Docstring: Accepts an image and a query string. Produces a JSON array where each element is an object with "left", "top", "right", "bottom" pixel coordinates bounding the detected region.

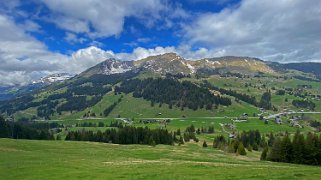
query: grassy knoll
[{"left": 1, "top": 138, "right": 321, "bottom": 179}]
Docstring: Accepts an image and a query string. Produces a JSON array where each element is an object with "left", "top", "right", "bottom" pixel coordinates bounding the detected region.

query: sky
[{"left": 0, "top": 0, "right": 321, "bottom": 86}]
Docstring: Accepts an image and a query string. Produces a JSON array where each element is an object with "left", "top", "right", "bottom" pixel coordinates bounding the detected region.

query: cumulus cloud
[
  {"left": 184, "top": 0, "right": 321, "bottom": 62},
  {"left": 2, "top": 0, "right": 321, "bottom": 86},
  {"left": 40, "top": 0, "right": 166, "bottom": 38},
  {"left": 0, "top": 12, "right": 180, "bottom": 86},
  {"left": 0, "top": 14, "right": 68, "bottom": 85},
  {"left": 64, "top": 32, "right": 87, "bottom": 44},
  {"left": 71, "top": 45, "right": 227, "bottom": 62},
  {"left": 0, "top": 14, "right": 168, "bottom": 86}
]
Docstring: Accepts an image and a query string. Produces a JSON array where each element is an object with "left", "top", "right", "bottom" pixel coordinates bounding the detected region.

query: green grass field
[{"left": 1, "top": 138, "right": 321, "bottom": 179}]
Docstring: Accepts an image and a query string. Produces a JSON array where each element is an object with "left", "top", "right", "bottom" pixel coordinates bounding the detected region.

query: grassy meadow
[{"left": 1, "top": 138, "right": 321, "bottom": 180}]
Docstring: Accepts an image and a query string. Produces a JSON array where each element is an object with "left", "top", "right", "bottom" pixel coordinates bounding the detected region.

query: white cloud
[
  {"left": 19, "top": 20, "right": 42, "bottom": 33},
  {"left": 115, "top": 46, "right": 176, "bottom": 60},
  {"left": 0, "top": 11, "right": 253, "bottom": 87},
  {"left": 64, "top": 32, "right": 87, "bottom": 44},
  {"left": 0, "top": 14, "right": 66, "bottom": 71},
  {"left": 40, "top": 0, "right": 166, "bottom": 38},
  {"left": 184, "top": 0, "right": 321, "bottom": 62},
  {"left": 0, "top": 13, "right": 180, "bottom": 86},
  {"left": 71, "top": 45, "right": 227, "bottom": 62},
  {"left": 2, "top": 0, "right": 321, "bottom": 86}
]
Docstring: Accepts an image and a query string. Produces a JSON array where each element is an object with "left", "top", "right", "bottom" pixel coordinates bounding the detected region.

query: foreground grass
[{"left": 1, "top": 139, "right": 321, "bottom": 179}]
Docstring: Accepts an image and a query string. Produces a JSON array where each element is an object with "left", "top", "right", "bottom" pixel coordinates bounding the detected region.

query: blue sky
[
  {"left": 0, "top": 0, "right": 321, "bottom": 85},
  {"left": 14, "top": 0, "right": 240, "bottom": 54}
]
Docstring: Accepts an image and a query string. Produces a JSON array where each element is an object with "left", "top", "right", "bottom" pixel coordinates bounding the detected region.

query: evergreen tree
[
  {"left": 149, "top": 136, "right": 156, "bottom": 147},
  {"left": 259, "top": 91, "right": 272, "bottom": 110},
  {"left": 179, "top": 136, "right": 184, "bottom": 145},
  {"left": 267, "top": 137, "right": 282, "bottom": 162},
  {"left": 237, "top": 142, "right": 247, "bottom": 156},
  {"left": 203, "top": 141, "right": 208, "bottom": 148},
  {"left": 260, "top": 147, "right": 268, "bottom": 160},
  {"left": 292, "top": 131, "right": 305, "bottom": 164},
  {"left": 280, "top": 133, "right": 293, "bottom": 163}
]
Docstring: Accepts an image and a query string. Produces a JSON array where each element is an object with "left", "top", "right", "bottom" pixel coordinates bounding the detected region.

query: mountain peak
[{"left": 141, "top": 52, "right": 182, "bottom": 61}]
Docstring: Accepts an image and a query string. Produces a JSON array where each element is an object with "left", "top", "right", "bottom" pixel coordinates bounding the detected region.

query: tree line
[
  {"left": 0, "top": 116, "right": 54, "bottom": 140},
  {"left": 203, "top": 81, "right": 257, "bottom": 106},
  {"left": 292, "top": 99, "right": 316, "bottom": 110},
  {"left": 65, "top": 126, "right": 174, "bottom": 146},
  {"left": 263, "top": 131, "right": 321, "bottom": 165},
  {"left": 115, "top": 77, "right": 232, "bottom": 111},
  {"left": 103, "top": 96, "right": 123, "bottom": 117},
  {"left": 212, "top": 130, "right": 267, "bottom": 156},
  {"left": 204, "top": 81, "right": 275, "bottom": 110}
]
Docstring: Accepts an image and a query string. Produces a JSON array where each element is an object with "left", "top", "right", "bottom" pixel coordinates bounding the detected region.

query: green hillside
[{"left": 1, "top": 138, "right": 321, "bottom": 180}]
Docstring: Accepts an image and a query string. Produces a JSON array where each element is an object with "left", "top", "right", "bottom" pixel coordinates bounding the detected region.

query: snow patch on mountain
[
  {"left": 32, "top": 73, "right": 74, "bottom": 84},
  {"left": 102, "top": 61, "right": 132, "bottom": 75},
  {"left": 186, "top": 63, "right": 195, "bottom": 73}
]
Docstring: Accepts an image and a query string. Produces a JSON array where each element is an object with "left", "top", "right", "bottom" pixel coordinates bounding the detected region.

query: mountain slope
[
  {"left": 282, "top": 62, "right": 321, "bottom": 78},
  {"left": 78, "top": 53, "right": 275, "bottom": 78},
  {"left": 1, "top": 53, "right": 321, "bottom": 121}
]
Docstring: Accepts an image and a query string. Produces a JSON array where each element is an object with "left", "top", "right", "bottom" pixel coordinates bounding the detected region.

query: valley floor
[{"left": 1, "top": 138, "right": 320, "bottom": 179}]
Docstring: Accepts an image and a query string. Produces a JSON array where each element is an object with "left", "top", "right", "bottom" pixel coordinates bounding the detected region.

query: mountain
[
  {"left": 79, "top": 59, "right": 133, "bottom": 77},
  {"left": 192, "top": 56, "right": 274, "bottom": 75},
  {"left": 79, "top": 53, "right": 274, "bottom": 78},
  {"left": 0, "top": 73, "right": 74, "bottom": 101},
  {"left": 1, "top": 52, "right": 321, "bottom": 121},
  {"left": 0, "top": 83, "right": 46, "bottom": 101},
  {"left": 134, "top": 53, "right": 194, "bottom": 74},
  {"left": 32, "top": 73, "right": 74, "bottom": 84},
  {"left": 281, "top": 62, "right": 321, "bottom": 78}
]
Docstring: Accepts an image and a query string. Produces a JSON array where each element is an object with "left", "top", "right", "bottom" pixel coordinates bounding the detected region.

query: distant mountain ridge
[{"left": 79, "top": 53, "right": 275, "bottom": 78}]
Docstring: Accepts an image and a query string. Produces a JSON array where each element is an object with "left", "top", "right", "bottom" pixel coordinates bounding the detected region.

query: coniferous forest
[
  {"left": 264, "top": 131, "right": 321, "bottom": 166},
  {"left": 65, "top": 126, "right": 174, "bottom": 145},
  {"left": 115, "top": 77, "right": 232, "bottom": 110},
  {"left": 0, "top": 116, "right": 54, "bottom": 140}
]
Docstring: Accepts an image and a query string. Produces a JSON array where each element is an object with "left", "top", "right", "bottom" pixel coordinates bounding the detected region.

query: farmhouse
[{"left": 275, "top": 116, "right": 282, "bottom": 124}]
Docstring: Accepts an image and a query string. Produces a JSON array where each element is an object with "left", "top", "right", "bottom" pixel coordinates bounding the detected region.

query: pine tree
[
  {"left": 268, "top": 132, "right": 275, "bottom": 147},
  {"left": 179, "top": 136, "right": 184, "bottom": 145},
  {"left": 280, "top": 133, "right": 293, "bottom": 163},
  {"left": 304, "top": 132, "right": 317, "bottom": 165},
  {"left": 260, "top": 147, "right": 268, "bottom": 160},
  {"left": 203, "top": 141, "right": 208, "bottom": 148},
  {"left": 177, "top": 129, "right": 181, "bottom": 136},
  {"left": 237, "top": 142, "right": 247, "bottom": 156},
  {"left": 292, "top": 131, "right": 305, "bottom": 164},
  {"left": 267, "top": 137, "right": 282, "bottom": 162}
]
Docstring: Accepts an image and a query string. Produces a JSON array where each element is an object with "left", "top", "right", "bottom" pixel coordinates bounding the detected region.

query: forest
[
  {"left": 0, "top": 116, "right": 54, "bottom": 140},
  {"left": 115, "top": 77, "right": 232, "bottom": 110},
  {"left": 264, "top": 131, "right": 321, "bottom": 166},
  {"left": 65, "top": 126, "right": 174, "bottom": 146}
]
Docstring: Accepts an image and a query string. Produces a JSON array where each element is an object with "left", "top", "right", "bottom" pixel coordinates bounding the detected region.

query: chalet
[
  {"left": 238, "top": 113, "right": 249, "bottom": 120},
  {"left": 275, "top": 116, "right": 282, "bottom": 124},
  {"left": 229, "top": 133, "right": 236, "bottom": 138}
]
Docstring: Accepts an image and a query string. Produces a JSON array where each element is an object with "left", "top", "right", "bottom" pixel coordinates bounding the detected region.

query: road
[{"left": 263, "top": 111, "right": 321, "bottom": 120}]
